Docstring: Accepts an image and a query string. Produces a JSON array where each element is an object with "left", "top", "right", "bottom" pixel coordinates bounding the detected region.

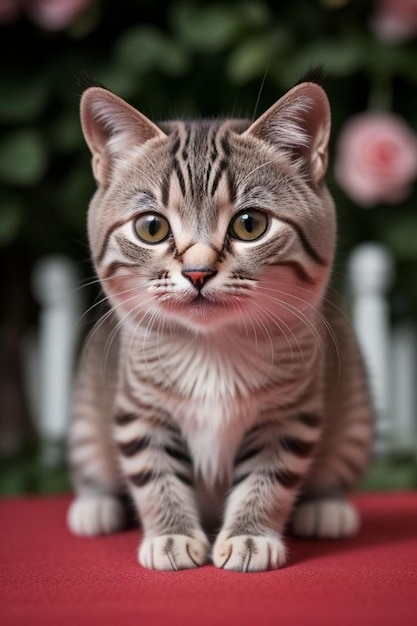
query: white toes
[
  {"left": 212, "top": 532, "right": 287, "bottom": 572},
  {"left": 67, "top": 495, "right": 126, "bottom": 537},
  {"left": 292, "top": 499, "right": 360, "bottom": 539},
  {"left": 139, "top": 532, "right": 210, "bottom": 570}
]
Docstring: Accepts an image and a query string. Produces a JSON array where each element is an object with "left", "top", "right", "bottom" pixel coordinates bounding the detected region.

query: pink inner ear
[
  {"left": 80, "top": 87, "right": 167, "bottom": 187},
  {"left": 243, "top": 82, "right": 331, "bottom": 183},
  {"left": 80, "top": 87, "right": 166, "bottom": 156}
]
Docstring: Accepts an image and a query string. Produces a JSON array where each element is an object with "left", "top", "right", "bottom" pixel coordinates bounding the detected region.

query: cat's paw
[
  {"left": 67, "top": 495, "right": 126, "bottom": 536},
  {"left": 212, "top": 532, "right": 286, "bottom": 572},
  {"left": 139, "top": 532, "right": 210, "bottom": 570},
  {"left": 292, "top": 498, "right": 360, "bottom": 538}
]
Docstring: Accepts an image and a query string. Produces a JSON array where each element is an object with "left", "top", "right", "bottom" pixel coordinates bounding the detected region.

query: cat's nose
[{"left": 182, "top": 267, "right": 217, "bottom": 289}]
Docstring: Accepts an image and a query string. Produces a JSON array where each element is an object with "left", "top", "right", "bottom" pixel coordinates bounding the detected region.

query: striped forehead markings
[{"left": 168, "top": 123, "right": 233, "bottom": 202}]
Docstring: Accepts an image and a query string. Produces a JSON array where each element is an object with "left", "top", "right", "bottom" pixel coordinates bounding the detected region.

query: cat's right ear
[{"left": 80, "top": 87, "right": 166, "bottom": 187}]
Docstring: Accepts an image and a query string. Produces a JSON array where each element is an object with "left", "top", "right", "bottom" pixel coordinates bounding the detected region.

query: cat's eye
[
  {"left": 229, "top": 209, "right": 268, "bottom": 242},
  {"left": 133, "top": 213, "right": 171, "bottom": 244}
]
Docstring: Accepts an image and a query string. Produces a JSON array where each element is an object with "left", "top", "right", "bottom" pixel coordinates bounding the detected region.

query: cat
[{"left": 67, "top": 78, "right": 374, "bottom": 571}]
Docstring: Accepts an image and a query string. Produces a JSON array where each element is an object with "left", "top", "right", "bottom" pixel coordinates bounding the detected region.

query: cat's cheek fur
[
  {"left": 103, "top": 275, "right": 146, "bottom": 321},
  {"left": 254, "top": 266, "right": 330, "bottom": 324}
]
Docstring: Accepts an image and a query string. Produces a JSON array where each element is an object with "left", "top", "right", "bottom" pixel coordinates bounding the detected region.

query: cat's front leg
[
  {"left": 115, "top": 409, "right": 209, "bottom": 570},
  {"left": 212, "top": 414, "right": 322, "bottom": 572}
]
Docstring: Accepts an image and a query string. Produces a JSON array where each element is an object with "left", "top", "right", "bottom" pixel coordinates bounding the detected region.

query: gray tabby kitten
[{"left": 67, "top": 80, "right": 373, "bottom": 571}]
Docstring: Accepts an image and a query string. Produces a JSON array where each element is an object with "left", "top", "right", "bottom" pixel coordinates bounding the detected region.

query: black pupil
[
  {"left": 241, "top": 214, "right": 255, "bottom": 233},
  {"left": 147, "top": 216, "right": 160, "bottom": 237}
]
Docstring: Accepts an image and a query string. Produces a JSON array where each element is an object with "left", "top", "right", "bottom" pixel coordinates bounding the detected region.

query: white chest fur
[{"left": 123, "top": 326, "right": 314, "bottom": 485}]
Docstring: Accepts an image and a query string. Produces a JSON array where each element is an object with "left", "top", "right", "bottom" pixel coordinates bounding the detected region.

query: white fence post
[
  {"left": 348, "top": 242, "right": 395, "bottom": 457},
  {"left": 31, "top": 255, "right": 83, "bottom": 466}
]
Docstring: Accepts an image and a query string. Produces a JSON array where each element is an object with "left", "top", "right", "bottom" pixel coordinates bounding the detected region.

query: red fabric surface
[{"left": 1, "top": 492, "right": 417, "bottom": 626}]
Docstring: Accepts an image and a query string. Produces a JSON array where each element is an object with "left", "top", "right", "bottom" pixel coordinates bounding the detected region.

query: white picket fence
[{"left": 25, "top": 243, "right": 417, "bottom": 466}]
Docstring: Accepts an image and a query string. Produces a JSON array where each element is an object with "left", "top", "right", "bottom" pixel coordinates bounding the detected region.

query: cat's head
[{"left": 80, "top": 82, "right": 335, "bottom": 335}]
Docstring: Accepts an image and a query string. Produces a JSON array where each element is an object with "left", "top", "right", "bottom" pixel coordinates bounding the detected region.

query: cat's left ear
[
  {"left": 80, "top": 87, "right": 167, "bottom": 187},
  {"left": 243, "top": 82, "right": 331, "bottom": 184}
]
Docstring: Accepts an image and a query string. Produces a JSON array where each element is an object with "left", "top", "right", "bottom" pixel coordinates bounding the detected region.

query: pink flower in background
[
  {"left": 27, "top": 0, "right": 92, "bottom": 31},
  {"left": 0, "top": 0, "right": 93, "bottom": 30},
  {"left": 371, "top": 0, "right": 417, "bottom": 42},
  {"left": 334, "top": 112, "right": 417, "bottom": 207}
]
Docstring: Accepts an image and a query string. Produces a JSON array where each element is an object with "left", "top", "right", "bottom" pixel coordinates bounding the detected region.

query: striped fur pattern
[{"left": 67, "top": 82, "right": 374, "bottom": 571}]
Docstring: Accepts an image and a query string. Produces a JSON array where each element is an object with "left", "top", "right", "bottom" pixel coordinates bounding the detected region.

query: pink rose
[
  {"left": 370, "top": 0, "right": 417, "bottom": 43},
  {"left": 0, "top": 0, "right": 93, "bottom": 30},
  {"left": 334, "top": 112, "right": 417, "bottom": 207},
  {"left": 27, "top": 0, "right": 92, "bottom": 30}
]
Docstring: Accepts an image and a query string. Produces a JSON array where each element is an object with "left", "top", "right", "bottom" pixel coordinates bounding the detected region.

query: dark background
[{"left": 1, "top": 0, "right": 416, "bottom": 494}]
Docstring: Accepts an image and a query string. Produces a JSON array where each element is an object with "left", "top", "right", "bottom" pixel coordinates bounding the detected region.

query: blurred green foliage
[
  {"left": 1, "top": 0, "right": 416, "bottom": 494},
  {"left": 1, "top": 0, "right": 416, "bottom": 306}
]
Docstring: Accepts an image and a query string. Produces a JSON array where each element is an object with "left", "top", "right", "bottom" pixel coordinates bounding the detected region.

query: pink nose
[{"left": 182, "top": 268, "right": 216, "bottom": 289}]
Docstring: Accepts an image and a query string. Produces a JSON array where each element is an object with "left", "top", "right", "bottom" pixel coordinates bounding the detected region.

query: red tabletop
[{"left": 1, "top": 491, "right": 417, "bottom": 626}]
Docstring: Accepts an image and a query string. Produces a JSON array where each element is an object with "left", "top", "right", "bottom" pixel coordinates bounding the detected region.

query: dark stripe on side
[
  {"left": 220, "top": 134, "right": 231, "bottom": 158},
  {"left": 234, "top": 447, "right": 263, "bottom": 466},
  {"left": 280, "top": 436, "right": 316, "bottom": 458},
  {"left": 96, "top": 217, "right": 131, "bottom": 264},
  {"left": 96, "top": 189, "right": 159, "bottom": 264},
  {"left": 118, "top": 437, "right": 151, "bottom": 458},
  {"left": 210, "top": 132, "right": 218, "bottom": 161},
  {"left": 175, "top": 472, "right": 194, "bottom": 487},
  {"left": 174, "top": 159, "right": 186, "bottom": 196},
  {"left": 182, "top": 127, "right": 191, "bottom": 160},
  {"left": 171, "top": 134, "right": 181, "bottom": 156},
  {"left": 272, "top": 260, "right": 316, "bottom": 285},
  {"left": 129, "top": 471, "right": 157, "bottom": 488},
  {"left": 164, "top": 445, "right": 192, "bottom": 465},
  {"left": 210, "top": 158, "right": 228, "bottom": 197},
  {"left": 186, "top": 162, "right": 195, "bottom": 197},
  {"left": 296, "top": 413, "right": 322, "bottom": 428},
  {"left": 209, "top": 134, "right": 231, "bottom": 197},
  {"left": 115, "top": 413, "right": 137, "bottom": 426},
  {"left": 232, "top": 473, "right": 250, "bottom": 488},
  {"left": 279, "top": 216, "right": 326, "bottom": 266},
  {"left": 227, "top": 169, "right": 237, "bottom": 203},
  {"left": 245, "top": 420, "right": 275, "bottom": 437},
  {"left": 161, "top": 172, "right": 171, "bottom": 207},
  {"left": 271, "top": 468, "right": 303, "bottom": 489}
]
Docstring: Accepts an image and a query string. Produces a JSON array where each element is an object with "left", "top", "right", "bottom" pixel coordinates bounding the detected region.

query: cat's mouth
[
  {"left": 191, "top": 293, "right": 212, "bottom": 305},
  {"left": 176, "top": 294, "right": 228, "bottom": 310},
  {"left": 158, "top": 291, "right": 242, "bottom": 321}
]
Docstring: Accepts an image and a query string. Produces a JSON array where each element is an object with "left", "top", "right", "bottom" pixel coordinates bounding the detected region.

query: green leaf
[
  {"left": 227, "top": 34, "right": 286, "bottom": 84},
  {"left": 50, "top": 109, "right": 83, "bottom": 153},
  {"left": 0, "top": 76, "right": 48, "bottom": 123},
  {"left": 170, "top": 3, "right": 240, "bottom": 51},
  {"left": 0, "top": 130, "right": 48, "bottom": 186},
  {"left": 59, "top": 161, "right": 95, "bottom": 230},
  {"left": 96, "top": 64, "right": 141, "bottom": 100},
  {"left": 0, "top": 194, "right": 23, "bottom": 246},
  {"left": 239, "top": 1, "right": 271, "bottom": 28},
  {"left": 379, "top": 211, "right": 417, "bottom": 260},
  {"left": 363, "top": 39, "right": 417, "bottom": 80},
  {"left": 114, "top": 26, "right": 188, "bottom": 76},
  {"left": 280, "top": 37, "right": 363, "bottom": 85}
]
